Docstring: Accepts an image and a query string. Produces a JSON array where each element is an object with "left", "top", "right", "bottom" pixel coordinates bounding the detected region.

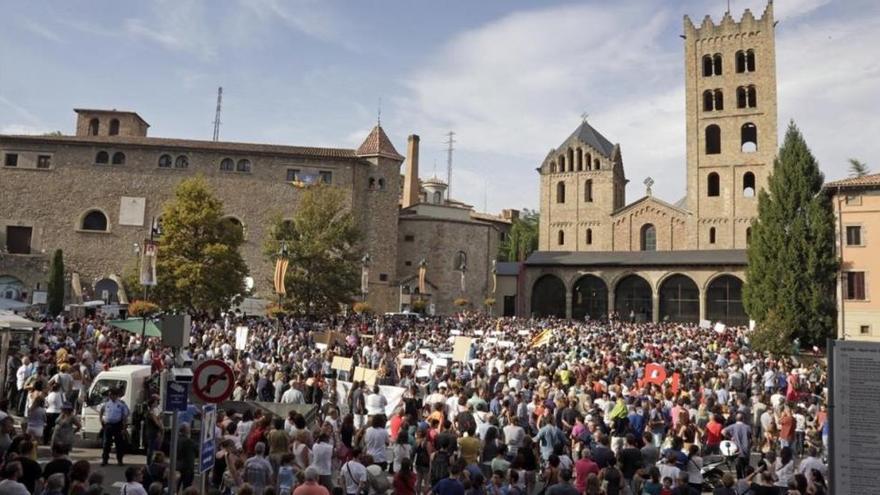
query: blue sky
[{"left": 1, "top": 0, "right": 878, "bottom": 212}]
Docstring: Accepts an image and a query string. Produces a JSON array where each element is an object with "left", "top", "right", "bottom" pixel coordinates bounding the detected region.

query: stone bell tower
[{"left": 683, "top": 2, "right": 778, "bottom": 250}]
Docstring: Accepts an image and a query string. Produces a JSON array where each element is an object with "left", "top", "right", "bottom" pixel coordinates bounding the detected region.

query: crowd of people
[{"left": 0, "top": 311, "right": 829, "bottom": 495}]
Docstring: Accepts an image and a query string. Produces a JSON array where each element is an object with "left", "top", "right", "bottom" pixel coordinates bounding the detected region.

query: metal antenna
[
  {"left": 377, "top": 97, "right": 382, "bottom": 126},
  {"left": 444, "top": 131, "right": 456, "bottom": 199},
  {"left": 212, "top": 86, "right": 223, "bottom": 142}
]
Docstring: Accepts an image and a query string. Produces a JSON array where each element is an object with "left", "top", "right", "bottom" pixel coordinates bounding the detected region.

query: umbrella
[
  {"left": 107, "top": 318, "right": 162, "bottom": 338},
  {"left": 0, "top": 311, "right": 41, "bottom": 330}
]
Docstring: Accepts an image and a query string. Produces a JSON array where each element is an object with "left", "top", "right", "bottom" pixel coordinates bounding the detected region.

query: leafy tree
[
  {"left": 151, "top": 177, "right": 249, "bottom": 314},
  {"left": 47, "top": 249, "right": 64, "bottom": 316},
  {"left": 744, "top": 122, "right": 838, "bottom": 349},
  {"left": 499, "top": 209, "right": 539, "bottom": 261},
  {"left": 264, "top": 185, "right": 361, "bottom": 316},
  {"left": 42, "top": 131, "right": 63, "bottom": 136},
  {"left": 848, "top": 158, "right": 869, "bottom": 178}
]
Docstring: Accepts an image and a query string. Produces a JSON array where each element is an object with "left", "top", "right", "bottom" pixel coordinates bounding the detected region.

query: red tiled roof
[
  {"left": 356, "top": 125, "right": 404, "bottom": 160},
  {"left": 0, "top": 134, "right": 358, "bottom": 160},
  {"left": 824, "top": 173, "right": 880, "bottom": 189}
]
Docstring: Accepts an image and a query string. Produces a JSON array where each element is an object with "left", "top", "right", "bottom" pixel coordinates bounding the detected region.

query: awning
[
  {"left": 0, "top": 298, "right": 30, "bottom": 311},
  {"left": 0, "top": 311, "right": 41, "bottom": 330},
  {"left": 107, "top": 318, "right": 162, "bottom": 338}
]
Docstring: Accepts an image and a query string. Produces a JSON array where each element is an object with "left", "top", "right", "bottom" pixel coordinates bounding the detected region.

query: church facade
[{"left": 524, "top": 3, "right": 778, "bottom": 325}]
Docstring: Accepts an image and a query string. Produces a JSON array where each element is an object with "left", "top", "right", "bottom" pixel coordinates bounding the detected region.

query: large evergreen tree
[
  {"left": 264, "top": 184, "right": 361, "bottom": 316},
  {"left": 499, "top": 209, "right": 539, "bottom": 262},
  {"left": 744, "top": 122, "right": 838, "bottom": 349},
  {"left": 47, "top": 249, "right": 64, "bottom": 316},
  {"left": 152, "top": 177, "right": 249, "bottom": 314}
]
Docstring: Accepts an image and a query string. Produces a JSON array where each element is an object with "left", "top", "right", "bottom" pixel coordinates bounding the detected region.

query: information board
[
  {"left": 200, "top": 404, "right": 217, "bottom": 473},
  {"left": 830, "top": 339, "right": 880, "bottom": 494}
]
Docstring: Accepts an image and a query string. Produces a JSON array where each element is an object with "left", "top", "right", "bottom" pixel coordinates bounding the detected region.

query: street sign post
[
  {"left": 164, "top": 380, "right": 188, "bottom": 412},
  {"left": 200, "top": 404, "right": 217, "bottom": 473},
  {"left": 192, "top": 359, "right": 235, "bottom": 404}
]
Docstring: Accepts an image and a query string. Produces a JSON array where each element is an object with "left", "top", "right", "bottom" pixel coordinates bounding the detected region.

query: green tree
[
  {"left": 848, "top": 158, "right": 869, "bottom": 178},
  {"left": 264, "top": 185, "right": 361, "bottom": 316},
  {"left": 498, "top": 209, "right": 539, "bottom": 261},
  {"left": 151, "top": 177, "right": 249, "bottom": 314},
  {"left": 744, "top": 122, "right": 838, "bottom": 349},
  {"left": 47, "top": 249, "right": 64, "bottom": 316}
]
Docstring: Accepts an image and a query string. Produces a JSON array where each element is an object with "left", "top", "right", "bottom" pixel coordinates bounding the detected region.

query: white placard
[
  {"left": 699, "top": 320, "right": 712, "bottom": 329},
  {"left": 487, "top": 337, "right": 498, "bottom": 344},
  {"left": 498, "top": 340, "right": 515, "bottom": 348},
  {"left": 714, "top": 323, "right": 726, "bottom": 334},
  {"left": 31, "top": 291, "right": 47, "bottom": 304},
  {"left": 450, "top": 329, "right": 462, "bottom": 336},
  {"left": 474, "top": 330, "right": 484, "bottom": 336},
  {"left": 235, "top": 326, "right": 249, "bottom": 350},
  {"left": 401, "top": 358, "right": 415, "bottom": 366},
  {"left": 432, "top": 358, "right": 448, "bottom": 367},
  {"left": 517, "top": 330, "right": 530, "bottom": 336},
  {"left": 119, "top": 196, "right": 146, "bottom": 226}
]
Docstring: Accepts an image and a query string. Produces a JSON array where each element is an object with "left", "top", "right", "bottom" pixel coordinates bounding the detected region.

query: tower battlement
[{"left": 684, "top": 1, "right": 774, "bottom": 40}]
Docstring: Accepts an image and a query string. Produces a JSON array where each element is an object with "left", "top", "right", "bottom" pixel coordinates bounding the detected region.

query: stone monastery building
[{"left": 524, "top": 2, "right": 778, "bottom": 325}]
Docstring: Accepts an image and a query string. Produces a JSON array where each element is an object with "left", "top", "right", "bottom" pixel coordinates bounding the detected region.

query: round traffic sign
[{"left": 192, "top": 359, "right": 235, "bottom": 404}]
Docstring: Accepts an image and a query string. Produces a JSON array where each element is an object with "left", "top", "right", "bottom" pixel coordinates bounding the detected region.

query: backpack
[
  {"left": 430, "top": 450, "right": 451, "bottom": 485},
  {"left": 368, "top": 465, "right": 392, "bottom": 493}
]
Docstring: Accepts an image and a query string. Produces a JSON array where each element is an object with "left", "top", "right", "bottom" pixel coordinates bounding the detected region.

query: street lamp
[{"left": 361, "top": 254, "right": 371, "bottom": 302}]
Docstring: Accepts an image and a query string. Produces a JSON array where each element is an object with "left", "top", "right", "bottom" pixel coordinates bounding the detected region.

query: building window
[
  {"left": 550, "top": 162, "right": 557, "bottom": 173},
  {"left": 405, "top": 261, "right": 412, "bottom": 266},
  {"left": 378, "top": 178, "right": 385, "bottom": 190},
  {"left": 584, "top": 179, "right": 593, "bottom": 202},
  {"left": 713, "top": 53, "right": 723, "bottom": 75},
  {"left": 556, "top": 181, "right": 565, "bottom": 203},
  {"left": 737, "top": 86, "right": 757, "bottom": 108},
  {"left": 736, "top": 49, "right": 756, "bottom": 73},
  {"left": 703, "top": 53, "right": 722, "bottom": 76},
  {"left": 585, "top": 153, "right": 592, "bottom": 170},
  {"left": 705, "top": 125, "right": 721, "bottom": 154},
  {"left": 5, "top": 226, "right": 33, "bottom": 254},
  {"left": 703, "top": 91, "right": 714, "bottom": 111},
  {"left": 557, "top": 230, "right": 565, "bottom": 246},
  {"left": 845, "top": 272, "right": 866, "bottom": 300},
  {"left": 220, "top": 158, "right": 235, "bottom": 171},
  {"left": 846, "top": 226, "right": 862, "bottom": 246},
  {"left": 88, "top": 118, "right": 99, "bottom": 136},
  {"left": 379, "top": 273, "right": 388, "bottom": 282},
  {"left": 37, "top": 155, "right": 51, "bottom": 169},
  {"left": 111, "top": 152, "right": 125, "bottom": 165},
  {"left": 236, "top": 159, "right": 252, "bottom": 173},
  {"left": 158, "top": 154, "right": 172, "bottom": 168},
  {"left": 455, "top": 251, "right": 467, "bottom": 271},
  {"left": 743, "top": 172, "right": 756, "bottom": 197},
  {"left": 861, "top": 325, "right": 871, "bottom": 335},
  {"left": 640, "top": 224, "right": 656, "bottom": 251},
  {"left": 175, "top": 155, "right": 189, "bottom": 169},
  {"left": 576, "top": 148, "right": 583, "bottom": 170},
  {"left": 433, "top": 191, "right": 442, "bottom": 204},
  {"left": 741, "top": 123, "right": 758, "bottom": 152},
  {"left": 714, "top": 89, "right": 723, "bottom": 111},
  {"left": 95, "top": 151, "right": 109, "bottom": 164},
  {"left": 404, "top": 235, "right": 415, "bottom": 242},
  {"left": 586, "top": 228, "right": 593, "bottom": 245},
  {"left": 746, "top": 227, "right": 752, "bottom": 245},
  {"left": 109, "top": 119, "right": 120, "bottom": 136},
  {"left": 81, "top": 210, "right": 109, "bottom": 231},
  {"left": 287, "top": 169, "right": 300, "bottom": 182},
  {"left": 707, "top": 172, "right": 720, "bottom": 197},
  {"left": 709, "top": 227, "right": 716, "bottom": 244},
  {"left": 845, "top": 195, "right": 862, "bottom": 206},
  {"left": 594, "top": 158, "right": 600, "bottom": 170},
  {"left": 319, "top": 171, "right": 332, "bottom": 184},
  {"left": 4, "top": 153, "right": 18, "bottom": 167}
]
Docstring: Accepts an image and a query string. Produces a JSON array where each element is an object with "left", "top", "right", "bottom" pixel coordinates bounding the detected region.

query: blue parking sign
[
  {"left": 164, "top": 380, "right": 188, "bottom": 412},
  {"left": 200, "top": 404, "right": 217, "bottom": 473}
]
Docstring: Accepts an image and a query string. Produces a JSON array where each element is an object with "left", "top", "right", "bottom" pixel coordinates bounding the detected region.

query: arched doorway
[
  {"left": 706, "top": 275, "right": 748, "bottom": 325},
  {"left": 0, "top": 275, "right": 25, "bottom": 301},
  {"left": 615, "top": 275, "right": 652, "bottom": 322},
  {"left": 659, "top": 274, "right": 700, "bottom": 323},
  {"left": 531, "top": 275, "right": 566, "bottom": 318},
  {"left": 572, "top": 275, "right": 608, "bottom": 321},
  {"left": 94, "top": 278, "right": 119, "bottom": 303}
]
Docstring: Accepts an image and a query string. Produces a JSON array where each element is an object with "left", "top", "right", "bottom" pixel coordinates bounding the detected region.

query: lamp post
[
  {"left": 277, "top": 241, "right": 289, "bottom": 328},
  {"left": 361, "top": 254, "right": 371, "bottom": 302}
]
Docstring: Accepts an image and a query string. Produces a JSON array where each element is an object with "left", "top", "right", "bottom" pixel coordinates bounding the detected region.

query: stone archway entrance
[
  {"left": 94, "top": 278, "right": 120, "bottom": 303},
  {"left": 531, "top": 274, "right": 566, "bottom": 318},
  {"left": 0, "top": 275, "right": 25, "bottom": 301},
  {"left": 659, "top": 274, "right": 700, "bottom": 323},
  {"left": 572, "top": 275, "right": 608, "bottom": 321},
  {"left": 706, "top": 275, "right": 748, "bottom": 325},
  {"left": 615, "top": 274, "right": 652, "bottom": 322}
]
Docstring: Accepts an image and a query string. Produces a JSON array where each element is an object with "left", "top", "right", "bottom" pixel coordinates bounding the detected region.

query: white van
[{"left": 80, "top": 365, "right": 152, "bottom": 442}]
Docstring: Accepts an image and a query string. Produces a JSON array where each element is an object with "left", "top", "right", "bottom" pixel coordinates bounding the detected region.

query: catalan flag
[{"left": 530, "top": 328, "right": 553, "bottom": 348}]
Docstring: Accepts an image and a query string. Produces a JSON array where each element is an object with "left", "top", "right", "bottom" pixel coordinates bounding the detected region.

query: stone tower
[
  {"left": 683, "top": 2, "right": 777, "bottom": 250},
  {"left": 538, "top": 120, "right": 626, "bottom": 251}
]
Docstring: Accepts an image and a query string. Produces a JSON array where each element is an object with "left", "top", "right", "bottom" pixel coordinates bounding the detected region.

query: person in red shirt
[
  {"left": 704, "top": 414, "right": 724, "bottom": 455},
  {"left": 779, "top": 406, "right": 795, "bottom": 449},
  {"left": 294, "top": 467, "right": 331, "bottom": 495},
  {"left": 389, "top": 409, "right": 404, "bottom": 442},
  {"left": 574, "top": 448, "right": 600, "bottom": 493},
  {"left": 393, "top": 457, "right": 416, "bottom": 495},
  {"left": 244, "top": 416, "right": 270, "bottom": 456}
]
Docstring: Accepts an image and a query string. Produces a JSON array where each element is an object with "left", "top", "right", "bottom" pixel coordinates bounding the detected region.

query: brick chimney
[{"left": 402, "top": 134, "right": 420, "bottom": 208}]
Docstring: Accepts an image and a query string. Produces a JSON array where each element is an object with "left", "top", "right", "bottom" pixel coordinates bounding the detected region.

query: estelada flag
[
  {"left": 530, "top": 328, "right": 553, "bottom": 348},
  {"left": 274, "top": 258, "right": 289, "bottom": 295}
]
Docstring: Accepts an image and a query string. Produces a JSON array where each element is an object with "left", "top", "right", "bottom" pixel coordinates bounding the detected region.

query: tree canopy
[
  {"left": 47, "top": 249, "right": 64, "bottom": 316},
  {"left": 499, "top": 209, "right": 539, "bottom": 262},
  {"left": 151, "top": 177, "right": 249, "bottom": 314},
  {"left": 264, "top": 185, "right": 361, "bottom": 316},
  {"left": 848, "top": 158, "right": 870, "bottom": 178},
  {"left": 744, "top": 122, "right": 838, "bottom": 349}
]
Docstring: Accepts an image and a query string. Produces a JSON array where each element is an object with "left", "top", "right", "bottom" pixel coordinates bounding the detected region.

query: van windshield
[{"left": 87, "top": 379, "right": 127, "bottom": 407}]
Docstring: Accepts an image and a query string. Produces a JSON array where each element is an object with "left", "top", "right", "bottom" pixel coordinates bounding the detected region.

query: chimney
[{"left": 402, "top": 134, "right": 420, "bottom": 208}]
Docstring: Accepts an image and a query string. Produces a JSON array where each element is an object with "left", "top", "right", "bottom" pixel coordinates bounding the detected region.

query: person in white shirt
[
  {"left": 503, "top": 416, "right": 525, "bottom": 456},
  {"left": 365, "top": 386, "right": 387, "bottom": 417},
  {"left": 341, "top": 450, "right": 368, "bottom": 495},
  {"left": 282, "top": 381, "right": 305, "bottom": 404},
  {"left": 363, "top": 415, "right": 389, "bottom": 469},
  {"left": 44, "top": 382, "right": 65, "bottom": 444},
  {"left": 797, "top": 446, "right": 827, "bottom": 478},
  {"left": 310, "top": 431, "right": 335, "bottom": 490},
  {"left": 119, "top": 466, "right": 148, "bottom": 495}
]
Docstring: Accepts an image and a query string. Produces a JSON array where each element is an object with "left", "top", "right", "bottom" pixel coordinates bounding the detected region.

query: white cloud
[
  {"left": 238, "top": 0, "right": 362, "bottom": 51},
  {"left": 20, "top": 19, "right": 63, "bottom": 43},
  {"left": 123, "top": 0, "right": 217, "bottom": 60},
  {"left": 0, "top": 124, "right": 51, "bottom": 135}
]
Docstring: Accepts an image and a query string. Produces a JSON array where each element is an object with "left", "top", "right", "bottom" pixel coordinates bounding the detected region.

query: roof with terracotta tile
[
  {"left": 0, "top": 134, "right": 359, "bottom": 160},
  {"left": 356, "top": 125, "right": 404, "bottom": 160},
  {"left": 824, "top": 173, "right": 880, "bottom": 190}
]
